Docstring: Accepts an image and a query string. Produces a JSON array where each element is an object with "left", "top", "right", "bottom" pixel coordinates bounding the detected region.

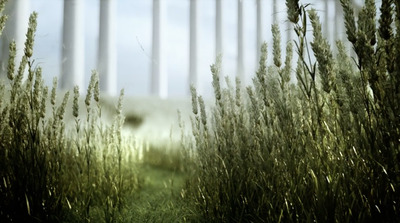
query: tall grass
[
  {"left": 185, "top": 0, "right": 400, "bottom": 222},
  {"left": 0, "top": 10, "right": 138, "bottom": 223}
]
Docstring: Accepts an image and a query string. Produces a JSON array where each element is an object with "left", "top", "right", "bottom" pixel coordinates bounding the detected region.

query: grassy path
[{"left": 125, "top": 165, "right": 197, "bottom": 222}]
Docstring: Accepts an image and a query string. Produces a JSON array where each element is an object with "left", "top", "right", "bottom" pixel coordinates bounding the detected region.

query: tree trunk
[
  {"left": 0, "top": 0, "right": 29, "bottom": 77},
  {"left": 98, "top": 0, "right": 117, "bottom": 96},
  {"left": 216, "top": 0, "right": 222, "bottom": 57},
  {"left": 61, "top": 0, "right": 85, "bottom": 90},
  {"left": 256, "top": 0, "right": 263, "bottom": 62},
  {"left": 324, "top": 0, "right": 330, "bottom": 40},
  {"left": 272, "top": 0, "right": 277, "bottom": 24},
  {"left": 151, "top": 0, "right": 167, "bottom": 98},
  {"left": 237, "top": 0, "right": 244, "bottom": 83},
  {"left": 189, "top": 0, "right": 198, "bottom": 91}
]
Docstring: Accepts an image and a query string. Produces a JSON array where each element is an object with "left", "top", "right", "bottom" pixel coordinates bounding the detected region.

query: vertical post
[
  {"left": 98, "top": 0, "right": 117, "bottom": 96},
  {"left": 0, "top": 0, "right": 29, "bottom": 76},
  {"left": 256, "top": 0, "right": 262, "bottom": 62},
  {"left": 285, "top": 0, "right": 293, "bottom": 43},
  {"left": 334, "top": 0, "right": 343, "bottom": 42},
  {"left": 215, "top": 0, "right": 222, "bottom": 58},
  {"left": 237, "top": 0, "right": 244, "bottom": 82},
  {"left": 272, "top": 0, "right": 277, "bottom": 24},
  {"left": 189, "top": 0, "right": 198, "bottom": 91},
  {"left": 286, "top": 21, "right": 292, "bottom": 43},
  {"left": 324, "top": 0, "right": 329, "bottom": 40},
  {"left": 61, "top": 0, "right": 85, "bottom": 90},
  {"left": 151, "top": 0, "right": 167, "bottom": 98}
]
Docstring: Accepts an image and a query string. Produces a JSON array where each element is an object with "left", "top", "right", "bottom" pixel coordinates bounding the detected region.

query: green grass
[{"left": 125, "top": 164, "right": 198, "bottom": 222}]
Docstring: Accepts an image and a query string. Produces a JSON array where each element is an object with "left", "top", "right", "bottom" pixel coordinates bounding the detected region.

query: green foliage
[
  {"left": 0, "top": 11, "right": 138, "bottom": 223},
  {"left": 185, "top": 1, "right": 400, "bottom": 222}
]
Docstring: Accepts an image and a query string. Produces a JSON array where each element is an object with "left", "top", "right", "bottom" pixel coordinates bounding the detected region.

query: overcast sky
[{"left": 29, "top": 0, "right": 334, "bottom": 97}]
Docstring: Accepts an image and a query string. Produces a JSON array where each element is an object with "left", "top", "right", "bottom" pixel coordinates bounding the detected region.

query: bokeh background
[{"left": 25, "top": 0, "right": 354, "bottom": 97}]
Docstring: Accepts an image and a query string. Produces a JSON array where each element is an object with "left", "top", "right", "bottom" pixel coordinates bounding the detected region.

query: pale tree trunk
[
  {"left": 334, "top": 0, "right": 344, "bottom": 42},
  {"left": 286, "top": 21, "right": 292, "bottom": 43},
  {"left": 256, "top": 0, "right": 262, "bottom": 62},
  {"left": 215, "top": 0, "right": 223, "bottom": 81},
  {"left": 215, "top": 0, "right": 222, "bottom": 58},
  {"left": 237, "top": 0, "right": 244, "bottom": 83},
  {"left": 61, "top": 0, "right": 85, "bottom": 90},
  {"left": 272, "top": 0, "right": 277, "bottom": 24},
  {"left": 0, "top": 0, "right": 29, "bottom": 77},
  {"left": 189, "top": 0, "right": 198, "bottom": 91},
  {"left": 324, "top": 0, "right": 330, "bottom": 41},
  {"left": 286, "top": 0, "right": 293, "bottom": 44},
  {"left": 98, "top": 0, "right": 117, "bottom": 96},
  {"left": 151, "top": 0, "right": 167, "bottom": 98}
]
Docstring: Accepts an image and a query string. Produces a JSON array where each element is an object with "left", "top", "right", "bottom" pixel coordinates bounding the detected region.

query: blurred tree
[
  {"left": 151, "top": 0, "right": 167, "bottom": 98},
  {"left": 256, "top": 0, "right": 263, "bottom": 63},
  {"left": 61, "top": 0, "right": 85, "bottom": 90},
  {"left": 0, "top": 0, "right": 29, "bottom": 78},
  {"left": 98, "top": 0, "right": 117, "bottom": 96},
  {"left": 189, "top": 0, "right": 198, "bottom": 93},
  {"left": 237, "top": 0, "right": 244, "bottom": 83}
]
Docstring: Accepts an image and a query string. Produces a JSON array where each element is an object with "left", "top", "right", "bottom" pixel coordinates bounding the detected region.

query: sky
[{"left": 28, "top": 0, "right": 336, "bottom": 97}]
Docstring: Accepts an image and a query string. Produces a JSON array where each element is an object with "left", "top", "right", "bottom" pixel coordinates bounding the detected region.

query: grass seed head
[
  {"left": 33, "top": 67, "right": 43, "bottom": 110},
  {"left": 40, "top": 86, "right": 48, "bottom": 118},
  {"left": 94, "top": 77, "right": 100, "bottom": 103},
  {"left": 286, "top": 0, "right": 300, "bottom": 24},
  {"left": 85, "top": 70, "right": 97, "bottom": 107},
  {"left": 24, "top": 12, "right": 38, "bottom": 58},
  {"left": 282, "top": 41, "right": 293, "bottom": 83},
  {"left": 116, "top": 88, "right": 124, "bottom": 115},
  {"left": 378, "top": 0, "right": 394, "bottom": 40},
  {"left": 198, "top": 96, "right": 207, "bottom": 126},
  {"left": 340, "top": 0, "right": 357, "bottom": 44},
  {"left": 309, "top": 8, "right": 335, "bottom": 93},
  {"left": 211, "top": 57, "right": 222, "bottom": 102},
  {"left": 272, "top": 24, "right": 282, "bottom": 68},
  {"left": 0, "top": 14, "right": 6, "bottom": 36},
  {"left": 7, "top": 41, "right": 16, "bottom": 81},
  {"left": 73, "top": 86, "right": 79, "bottom": 118},
  {"left": 190, "top": 85, "right": 198, "bottom": 115},
  {"left": 51, "top": 77, "right": 57, "bottom": 106},
  {"left": 57, "top": 91, "right": 70, "bottom": 120}
]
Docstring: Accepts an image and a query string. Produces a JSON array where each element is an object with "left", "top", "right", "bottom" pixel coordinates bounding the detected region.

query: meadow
[{"left": 1, "top": 0, "right": 400, "bottom": 222}]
